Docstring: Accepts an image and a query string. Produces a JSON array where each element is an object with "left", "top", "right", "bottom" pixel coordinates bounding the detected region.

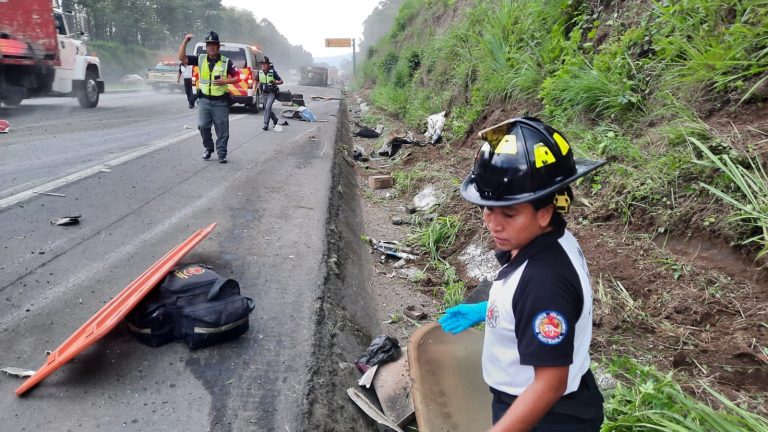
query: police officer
[
  {"left": 178, "top": 31, "right": 240, "bottom": 163},
  {"left": 255, "top": 56, "right": 283, "bottom": 131},
  {"left": 439, "top": 117, "right": 606, "bottom": 431}
]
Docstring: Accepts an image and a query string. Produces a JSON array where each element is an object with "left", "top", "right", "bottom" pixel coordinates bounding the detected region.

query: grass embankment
[{"left": 356, "top": 0, "right": 768, "bottom": 429}]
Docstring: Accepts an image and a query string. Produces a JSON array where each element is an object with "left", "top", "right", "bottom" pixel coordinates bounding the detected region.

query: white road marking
[{"left": 0, "top": 114, "right": 247, "bottom": 210}]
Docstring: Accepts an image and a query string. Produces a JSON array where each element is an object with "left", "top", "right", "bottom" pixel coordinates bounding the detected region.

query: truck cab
[
  {"left": 192, "top": 42, "right": 262, "bottom": 113},
  {"left": 51, "top": 8, "right": 104, "bottom": 107},
  {"left": 0, "top": 0, "right": 104, "bottom": 108}
]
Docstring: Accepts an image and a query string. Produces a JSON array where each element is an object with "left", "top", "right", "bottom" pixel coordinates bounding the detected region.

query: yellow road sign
[{"left": 325, "top": 38, "right": 352, "bottom": 48}]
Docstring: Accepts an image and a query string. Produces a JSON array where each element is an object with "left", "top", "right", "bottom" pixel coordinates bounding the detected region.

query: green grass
[
  {"left": 602, "top": 357, "right": 768, "bottom": 431},
  {"left": 692, "top": 137, "right": 768, "bottom": 259}
]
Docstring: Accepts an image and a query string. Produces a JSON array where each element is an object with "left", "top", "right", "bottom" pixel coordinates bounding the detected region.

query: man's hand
[
  {"left": 184, "top": 33, "right": 194, "bottom": 42},
  {"left": 213, "top": 78, "right": 228, "bottom": 86}
]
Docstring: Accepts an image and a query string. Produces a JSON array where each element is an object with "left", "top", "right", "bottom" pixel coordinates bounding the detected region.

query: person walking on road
[
  {"left": 255, "top": 56, "right": 283, "bottom": 131},
  {"left": 178, "top": 31, "right": 240, "bottom": 163},
  {"left": 438, "top": 117, "right": 606, "bottom": 431},
  {"left": 178, "top": 63, "right": 196, "bottom": 108}
]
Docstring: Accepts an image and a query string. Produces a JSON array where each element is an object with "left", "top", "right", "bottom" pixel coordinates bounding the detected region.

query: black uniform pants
[
  {"left": 183, "top": 78, "right": 195, "bottom": 107},
  {"left": 490, "top": 370, "right": 604, "bottom": 431}
]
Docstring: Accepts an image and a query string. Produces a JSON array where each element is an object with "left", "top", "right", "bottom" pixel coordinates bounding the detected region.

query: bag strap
[{"left": 207, "top": 278, "right": 238, "bottom": 301}]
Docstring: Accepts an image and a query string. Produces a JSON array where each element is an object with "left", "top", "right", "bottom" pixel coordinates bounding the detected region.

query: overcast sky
[{"left": 222, "top": 0, "right": 382, "bottom": 59}]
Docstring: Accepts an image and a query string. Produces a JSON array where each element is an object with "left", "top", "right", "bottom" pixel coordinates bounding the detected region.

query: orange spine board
[{"left": 15, "top": 222, "right": 217, "bottom": 396}]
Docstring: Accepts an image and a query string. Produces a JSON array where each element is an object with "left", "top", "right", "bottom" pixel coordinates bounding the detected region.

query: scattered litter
[
  {"left": 424, "top": 111, "right": 446, "bottom": 144},
  {"left": 100, "top": 168, "right": 112, "bottom": 173},
  {"left": 279, "top": 120, "right": 289, "bottom": 126},
  {"left": 392, "top": 259, "right": 407, "bottom": 269},
  {"left": 403, "top": 305, "right": 427, "bottom": 321},
  {"left": 183, "top": 124, "right": 193, "bottom": 129},
  {"left": 273, "top": 125, "right": 284, "bottom": 132},
  {"left": 0, "top": 119, "right": 10, "bottom": 133},
  {"left": 372, "top": 348, "right": 415, "bottom": 427},
  {"left": 308, "top": 135, "right": 318, "bottom": 141},
  {"left": 360, "top": 102, "right": 370, "bottom": 114},
  {"left": 354, "top": 126, "right": 380, "bottom": 138},
  {"left": 412, "top": 185, "right": 445, "bottom": 211},
  {"left": 358, "top": 363, "right": 379, "bottom": 388},
  {"left": 377, "top": 130, "right": 419, "bottom": 158},
  {"left": 50, "top": 215, "right": 81, "bottom": 226},
  {"left": 1, "top": 367, "right": 36, "bottom": 378},
  {"left": 391, "top": 217, "right": 410, "bottom": 226},
  {"left": 33, "top": 191, "right": 66, "bottom": 198},
  {"left": 311, "top": 95, "right": 341, "bottom": 101},
  {"left": 361, "top": 235, "right": 418, "bottom": 260},
  {"left": 352, "top": 144, "right": 369, "bottom": 162},
  {"left": 355, "top": 334, "right": 401, "bottom": 374},
  {"left": 281, "top": 106, "right": 318, "bottom": 122},
  {"left": 347, "top": 387, "right": 405, "bottom": 432},
  {"left": 368, "top": 175, "right": 394, "bottom": 189}
]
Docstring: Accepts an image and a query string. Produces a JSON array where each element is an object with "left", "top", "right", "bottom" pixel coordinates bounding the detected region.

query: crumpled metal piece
[{"left": 50, "top": 215, "right": 81, "bottom": 226}]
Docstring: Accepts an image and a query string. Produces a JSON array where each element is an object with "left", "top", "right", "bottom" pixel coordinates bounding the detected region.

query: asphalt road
[{"left": 0, "top": 87, "right": 341, "bottom": 431}]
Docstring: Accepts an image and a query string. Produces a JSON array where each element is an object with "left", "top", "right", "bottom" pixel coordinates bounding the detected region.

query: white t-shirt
[
  {"left": 180, "top": 64, "right": 193, "bottom": 79},
  {"left": 482, "top": 228, "right": 593, "bottom": 396}
]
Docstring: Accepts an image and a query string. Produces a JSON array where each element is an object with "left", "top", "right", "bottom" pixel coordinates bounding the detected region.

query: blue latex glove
[{"left": 438, "top": 301, "right": 488, "bottom": 334}]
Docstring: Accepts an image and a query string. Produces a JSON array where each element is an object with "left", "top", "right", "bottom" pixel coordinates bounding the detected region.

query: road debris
[
  {"left": 424, "top": 111, "right": 446, "bottom": 144},
  {"left": 361, "top": 235, "right": 418, "bottom": 260},
  {"left": 1, "top": 367, "right": 36, "bottom": 378},
  {"left": 403, "top": 305, "right": 427, "bottom": 321},
  {"left": 0, "top": 119, "right": 10, "bottom": 133},
  {"left": 355, "top": 334, "right": 401, "bottom": 373},
  {"left": 347, "top": 387, "right": 405, "bottom": 432},
  {"left": 368, "top": 175, "right": 394, "bottom": 189},
  {"left": 50, "top": 215, "right": 81, "bottom": 226},
  {"left": 311, "top": 95, "right": 341, "bottom": 101},
  {"left": 33, "top": 191, "right": 66, "bottom": 197},
  {"left": 372, "top": 348, "right": 415, "bottom": 428},
  {"left": 412, "top": 184, "right": 445, "bottom": 211},
  {"left": 273, "top": 125, "right": 284, "bottom": 132}
]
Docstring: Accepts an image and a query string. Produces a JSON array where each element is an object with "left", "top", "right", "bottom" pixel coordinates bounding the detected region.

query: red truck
[{"left": 0, "top": 0, "right": 104, "bottom": 107}]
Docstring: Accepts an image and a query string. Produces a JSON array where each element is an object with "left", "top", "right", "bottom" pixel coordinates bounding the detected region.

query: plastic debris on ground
[
  {"left": 377, "top": 130, "right": 419, "bottom": 158},
  {"left": 412, "top": 184, "right": 446, "bottom": 211},
  {"left": 281, "top": 106, "right": 317, "bottom": 122},
  {"left": 355, "top": 334, "right": 401, "bottom": 373},
  {"left": 352, "top": 144, "right": 369, "bottom": 162},
  {"left": 273, "top": 125, "right": 284, "bottom": 132},
  {"left": 347, "top": 387, "right": 405, "bottom": 432},
  {"left": 1, "top": 367, "right": 36, "bottom": 378},
  {"left": 50, "top": 215, "right": 81, "bottom": 226},
  {"left": 361, "top": 235, "right": 418, "bottom": 261},
  {"left": 424, "top": 111, "right": 445, "bottom": 144},
  {"left": 458, "top": 240, "right": 500, "bottom": 283},
  {"left": 0, "top": 119, "right": 10, "bottom": 133},
  {"left": 354, "top": 125, "right": 380, "bottom": 138}
]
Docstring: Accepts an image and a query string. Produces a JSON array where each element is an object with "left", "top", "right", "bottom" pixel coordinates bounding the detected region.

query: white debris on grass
[{"left": 458, "top": 241, "right": 498, "bottom": 282}]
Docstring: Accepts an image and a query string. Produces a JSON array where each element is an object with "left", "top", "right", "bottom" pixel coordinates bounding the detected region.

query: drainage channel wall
[{"left": 302, "top": 96, "right": 379, "bottom": 431}]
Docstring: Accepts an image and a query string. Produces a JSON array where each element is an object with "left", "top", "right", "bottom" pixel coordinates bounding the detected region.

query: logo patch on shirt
[
  {"left": 533, "top": 311, "right": 567, "bottom": 345},
  {"left": 486, "top": 300, "right": 499, "bottom": 328}
]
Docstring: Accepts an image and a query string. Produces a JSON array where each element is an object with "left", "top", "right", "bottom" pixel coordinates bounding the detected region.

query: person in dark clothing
[
  {"left": 439, "top": 117, "right": 606, "bottom": 431},
  {"left": 178, "top": 31, "right": 240, "bottom": 163},
  {"left": 254, "top": 56, "right": 283, "bottom": 131},
  {"left": 178, "top": 63, "right": 196, "bottom": 108}
]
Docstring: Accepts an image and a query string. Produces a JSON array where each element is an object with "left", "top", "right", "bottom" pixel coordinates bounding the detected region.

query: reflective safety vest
[
  {"left": 198, "top": 54, "right": 229, "bottom": 97},
  {"left": 258, "top": 69, "right": 276, "bottom": 90}
]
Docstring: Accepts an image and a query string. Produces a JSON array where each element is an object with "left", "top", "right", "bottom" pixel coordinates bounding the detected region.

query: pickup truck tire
[{"left": 77, "top": 72, "right": 100, "bottom": 108}]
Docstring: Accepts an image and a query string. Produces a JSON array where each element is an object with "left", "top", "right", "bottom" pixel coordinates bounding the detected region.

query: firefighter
[
  {"left": 255, "top": 56, "right": 284, "bottom": 131},
  {"left": 178, "top": 31, "right": 240, "bottom": 163},
  {"left": 438, "top": 117, "right": 606, "bottom": 431}
]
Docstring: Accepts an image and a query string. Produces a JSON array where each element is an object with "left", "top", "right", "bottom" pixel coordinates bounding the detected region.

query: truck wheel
[
  {"left": 249, "top": 101, "right": 259, "bottom": 114},
  {"left": 78, "top": 72, "right": 100, "bottom": 108}
]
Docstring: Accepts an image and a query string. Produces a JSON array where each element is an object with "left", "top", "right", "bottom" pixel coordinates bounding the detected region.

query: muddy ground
[{"left": 307, "top": 92, "right": 767, "bottom": 430}]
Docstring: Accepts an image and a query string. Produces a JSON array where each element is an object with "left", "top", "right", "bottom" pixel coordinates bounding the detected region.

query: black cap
[{"left": 204, "top": 31, "right": 220, "bottom": 44}]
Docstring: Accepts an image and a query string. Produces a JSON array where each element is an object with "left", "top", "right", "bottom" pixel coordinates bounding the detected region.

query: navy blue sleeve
[
  {"left": 512, "top": 246, "right": 583, "bottom": 366},
  {"left": 186, "top": 55, "right": 198, "bottom": 66},
  {"left": 272, "top": 69, "right": 282, "bottom": 81}
]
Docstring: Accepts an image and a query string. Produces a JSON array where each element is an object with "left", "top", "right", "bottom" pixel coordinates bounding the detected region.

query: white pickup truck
[{"left": 146, "top": 61, "right": 182, "bottom": 92}]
